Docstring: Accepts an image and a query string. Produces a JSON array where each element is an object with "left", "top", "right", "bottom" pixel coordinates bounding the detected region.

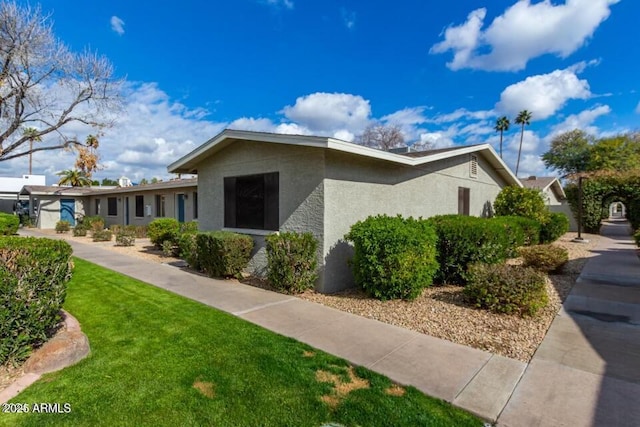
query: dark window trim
[
  {"left": 224, "top": 172, "right": 279, "bottom": 231},
  {"left": 193, "top": 191, "right": 198, "bottom": 219}
]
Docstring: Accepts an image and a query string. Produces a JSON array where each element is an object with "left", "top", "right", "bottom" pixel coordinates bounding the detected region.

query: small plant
[
  {"left": 196, "top": 231, "right": 254, "bottom": 278},
  {"left": 0, "top": 212, "right": 20, "bottom": 235},
  {"left": 161, "top": 239, "right": 175, "bottom": 256},
  {"left": 266, "top": 232, "right": 318, "bottom": 294},
  {"left": 115, "top": 231, "right": 136, "bottom": 247},
  {"left": 540, "top": 212, "right": 569, "bottom": 244},
  {"left": 92, "top": 229, "right": 113, "bottom": 242},
  {"left": 110, "top": 224, "right": 123, "bottom": 235},
  {"left": 464, "top": 263, "right": 548, "bottom": 316},
  {"left": 345, "top": 215, "right": 439, "bottom": 300},
  {"left": 55, "top": 220, "right": 71, "bottom": 233},
  {"left": 519, "top": 245, "right": 569, "bottom": 273},
  {"left": 148, "top": 218, "right": 180, "bottom": 248},
  {"left": 73, "top": 224, "right": 88, "bottom": 237},
  {"left": 125, "top": 224, "right": 147, "bottom": 238},
  {"left": 634, "top": 229, "right": 640, "bottom": 247}
]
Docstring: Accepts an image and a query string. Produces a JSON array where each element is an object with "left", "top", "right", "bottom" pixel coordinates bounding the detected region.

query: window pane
[
  {"left": 108, "top": 197, "right": 117, "bottom": 216},
  {"left": 135, "top": 195, "right": 144, "bottom": 217},
  {"left": 235, "top": 175, "right": 264, "bottom": 229}
]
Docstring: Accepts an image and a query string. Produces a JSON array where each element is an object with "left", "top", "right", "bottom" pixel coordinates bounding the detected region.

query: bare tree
[
  {"left": 356, "top": 124, "right": 405, "bottom": 150},
  {"left": 0, "top": 2, "right": 122, "bottom": 163}
]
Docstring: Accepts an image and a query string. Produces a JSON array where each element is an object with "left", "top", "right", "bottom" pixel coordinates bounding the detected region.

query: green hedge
[
  {"left": 148, "top": 218, "right": 181, "bottom": 248},
  {"left": 493, "top": 216, "right": 541, "bottom": 247},
  {"left": 0, "top": 237, "right": 73, "bottom": 364},
  {"left": 0, "top": 212, "right": 19, "bottom": 235},
  {"left": 196, "top": 231, "right": 254, "bottom": 278},
  {"left": 464, "top": 263, "right": 548, "bottom": 316},
  {"left": 427, "top": 215, "right": 512, "bottom": 285},
  {"left": 266, "top": 232, "right": 318, "bottom": 294},
  {"left": 493, "top": 186, "right": 549, "bottom": 223},
  {"left": 540, "top": 212, "right": 569, "bottom": 244},
  {"left": 177, "top": 232, "right": 199, "bottom": 270},
  {"left": 345, "top": 215, "right": 439, "bottom": 300}
]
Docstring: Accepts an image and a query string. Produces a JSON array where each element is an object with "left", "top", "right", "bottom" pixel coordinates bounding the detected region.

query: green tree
[
  {"left": 515, "top": 110, "right": 532, "bottom": 175},
  {"left": 57, "top": 169, "right": 92, "bottom": 187},
  {"left": 101, "top": 178, "right": 119, "bottom": 186},
  {"left": 139, "top": 178, "right": 149, "bottom": 185},
  {"left": 542, "top": 129, "right": 593, "bottom": 177},
  {"left": 0, "top": 2, "right": 121, "bottom": 164},
  {"left": 589, "top": 134, "right": 640, "bottom": 172},
  {"left": 494, "top": 116, "right": 510, "bottom": 159}
]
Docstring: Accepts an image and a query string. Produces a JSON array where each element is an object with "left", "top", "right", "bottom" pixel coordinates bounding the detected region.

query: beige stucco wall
[
  {"left": 321, "top": 150, "right": 508, "bottom": 292},
  {"left": 197, "top": 140, "right": 326, "bottom": 276}
]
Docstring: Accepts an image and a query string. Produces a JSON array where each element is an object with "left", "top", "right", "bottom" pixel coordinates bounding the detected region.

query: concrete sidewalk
[
  {"left": 498, "top": 219, "right": 640, "bottom": 427},
  {"left": 19, "top": 221, "right": 640, "bottom": 425},
  {"left": 19, "top": 228, "right": 524, "bottom": 423}
]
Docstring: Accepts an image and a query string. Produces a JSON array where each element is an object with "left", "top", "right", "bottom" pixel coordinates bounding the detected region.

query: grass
[{"left": 2, "top": 258, "right": 481, "bottom": 427}]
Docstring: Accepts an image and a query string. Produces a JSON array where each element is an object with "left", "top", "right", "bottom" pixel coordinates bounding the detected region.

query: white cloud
[
  {"left": 281, "top": 92, "right": 372, "bottom": 134},
  {"left": 418, "top": 131, "right": 455, "bottom": 148},
  {"left": 429, "top": 108, "right": 495, "bottom": 124},
  {"left": 382, "top": 107, "right": 428, "bottom": 126},
  {"left": 430, "top": 0, "right": 620, "bottom": 71},
  {"left": 265, "top": 0, "right": 294, "bottom": 10},
  {"left": 110, "top": 16, "right": 125, "bottom": 35},
  {"left": 496, "top": 66, "right": 591, "bottom": 119},
  {"left": 549, "top": 104, "right": 611, "bottom": 136},
  {"left": 341, "top": 8, "right": 356, "bottom": 30},
  {"left": 333, "top": 129, "right": 355, "bottom": 142}
]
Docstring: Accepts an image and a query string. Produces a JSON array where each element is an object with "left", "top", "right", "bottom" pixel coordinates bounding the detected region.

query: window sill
[{"left": 223, "top": 227, "right": 278, "bottom": 236}]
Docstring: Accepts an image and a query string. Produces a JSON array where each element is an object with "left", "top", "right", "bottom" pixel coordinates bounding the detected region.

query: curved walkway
[{"left": 17, "top": 222, "right": 640, "bottom": 425}]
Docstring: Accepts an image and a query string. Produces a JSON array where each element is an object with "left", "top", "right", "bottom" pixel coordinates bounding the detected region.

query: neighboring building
[
  {"left": 0, "top": 174, "right": 46, "bottom": 214},
  {"left": 168, "top": 129, "right": 522, "bottom": 293},
  {"left": 521, "top": 175, "right": 577, "bottom": 231},
  {"left": 20, "top": 178, "right": 198, "bottom": 229}
]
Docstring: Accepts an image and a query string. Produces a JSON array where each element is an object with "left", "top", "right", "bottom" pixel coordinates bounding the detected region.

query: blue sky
[{"left": 5, "top": 0, "right": 638, "bottom": 183}]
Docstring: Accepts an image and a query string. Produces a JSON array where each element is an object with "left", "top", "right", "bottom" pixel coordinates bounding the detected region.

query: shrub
[
  {"left": 73, "top": 224, "right": 88, "bottom": 237},
  {"left": 266, "top": 232, "right": 318, "bottom": 294},
  {"left": 0, "top": 237, "right": 73, "bottom": 364},
  {"left": 109, "top": 224, "right": 123, "bottom": 235},
  {"left": 196, "top": 231, "right": 254, "bottom": 278},
  {"left": 494, "top": 186, "right": 549, "bottom": 223},
  {"left": 493, "top": 216, "right": 541, "bottom": 247},
  {"left": 148, "top": 218, "right": 180, "bottom": 248},
  {"left": 115, "top": 231, "right": 136, "bottom": 247},
  {"left": 83, "top": 215, "right": 104, "bottom": 229},
  {"left": 427, "top": 215, "right": 512, "bottom": 285},
  {"left": 177, "top": 232, "right": 199, "bottom": 269},
  {"left": 540, "top": 212, "right": 569, "bottom": 244},
  {"left": 161, "top": 240, "right": 175, "bottom": 256},
  {"left": 464, "top": 263, "right": 548, "bottom": 316},
  {"left": 124, "top": 224, "right": 147, "bottom": 238},
  {"left": 92, "top": 229, "right": 113, "bottom": 242},
  {"left": 180, "top": 221, "right": 198, "bottom": 234},
  {"left": 0, "top": 212, "right": 19, "bottom": 235},
  {"left": 634, "top": 229, "right": 640, "bottom": 247},
  {"left": 345, "top": 215, "right": 439, "bottom": 300},
  {"left": 519, "top": 245, "right": 569, "bottom": 273},
  {"left": 55, "top": 220, "right": 71, "bottom": 233}
]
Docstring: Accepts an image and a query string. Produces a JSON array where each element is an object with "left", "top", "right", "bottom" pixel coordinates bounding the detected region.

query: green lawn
[{"left": 2, "top": 258, "right": 481, "bottom": 427}]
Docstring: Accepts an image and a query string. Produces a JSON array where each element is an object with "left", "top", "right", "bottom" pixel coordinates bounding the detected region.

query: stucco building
[{"left": 168, "top": 130, "right": 522, "bottom": 292}]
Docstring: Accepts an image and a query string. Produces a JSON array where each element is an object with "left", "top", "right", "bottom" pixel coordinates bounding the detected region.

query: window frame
[
  {"left": 107, "top": 197, "right": 117, "bottom": 216},
  {"left": 193, "top": 191, "right": 198, "bottom": 219},
  {"left": 135, "top": 195, "right": 144, "bottom": 218},
  {"left": 458, "top": 187, "right": 470, "bottom": 216},
  {"left": 155, "top": 194, "right": 166, "bottom": 217},
  {"left": 224, "top": 172, "right": 279, "bottom": 231}
]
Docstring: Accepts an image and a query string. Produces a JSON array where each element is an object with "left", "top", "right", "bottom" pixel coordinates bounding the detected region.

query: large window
[
  {"left": 155, "top": 195, "right": 165, "bottom": 217},
  {"left": 458, "top": 187, "right": 470, "bottom": 216},
  {"left": 135, "top": 195, "right": 144, "bottom": 217},
  {"left": 107, "top": 197, "right": 117, "bottom": 216},
  {"left": 224, "top": 172, "right": 279, "bottom": 230}
]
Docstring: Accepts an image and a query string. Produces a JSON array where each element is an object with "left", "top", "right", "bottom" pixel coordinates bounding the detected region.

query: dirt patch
[
  {"left": 385, "top": 384, "right": 406, "bottom": 396},
  {"left": 316, "top": 366, "right": 369, "bottom": 408},
  {"left": 302, "top": 351, "right": 315, "bottom": 358},
  {"left": 193, "top": 378, "right": 215, "bottom": 398}
]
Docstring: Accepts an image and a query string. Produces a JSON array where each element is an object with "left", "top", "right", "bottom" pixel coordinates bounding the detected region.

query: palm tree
[
  {"left": 22, "top": 127, "right": 42, "bottom": 175},
  {"left": 494, "top": 116, "right": 510, "bottom": 159},
  {"left": 515, "top": 110, "right": 532, "bottom": 176},
  {"left": 56, "top": 169, "right": 92, "bottom": 187}
]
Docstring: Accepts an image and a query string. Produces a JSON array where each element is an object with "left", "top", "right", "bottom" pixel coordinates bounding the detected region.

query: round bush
[
  {"left": 519, "top": 244, "right": 569, "bottom": 273},
  {"left": 464, "top": 263, "right": 548, "bottom": 316},
  {"left": 345, "top": 215, "right": 439, "bottom": 301},
  {"left": 266, "top": 232, "right": 318, "bottom": 294},
  {"left": 147, "top": 218, "right": 180, "bottom": 248},
  {"left": 540, "top": 212, "right": 569, "bottom": 244},
  {"left": 494, "top": 186, "right": 549, "bottom": 223}
]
